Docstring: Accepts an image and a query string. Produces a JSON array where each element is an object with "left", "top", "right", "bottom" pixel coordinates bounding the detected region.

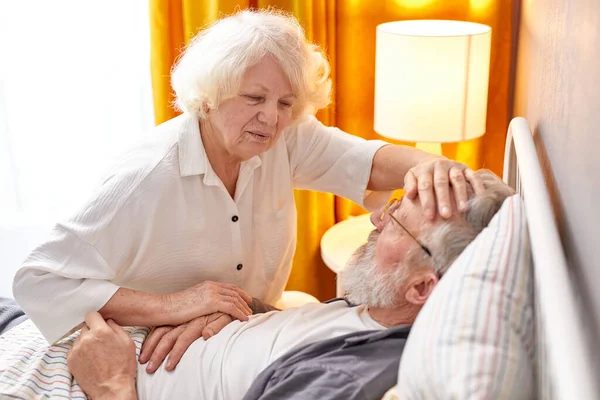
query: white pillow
[{"left": 397, "top": 194, "right": 535, "bottom": 399}]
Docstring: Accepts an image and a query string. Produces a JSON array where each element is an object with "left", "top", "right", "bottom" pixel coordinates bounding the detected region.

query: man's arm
[{"left": 67, "top": 312, "right": 138, "bottom": 400}]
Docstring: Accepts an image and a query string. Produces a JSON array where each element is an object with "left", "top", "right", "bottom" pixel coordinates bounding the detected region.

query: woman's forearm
[
  {"left": 98, "top": 281, "right": 253, "bottom": 328},
  {"left": 98, "top": 287, "right": 176, "bottom": 327},
  {"left": 368, "top": 144, "right": 442, "bottom": 191}
]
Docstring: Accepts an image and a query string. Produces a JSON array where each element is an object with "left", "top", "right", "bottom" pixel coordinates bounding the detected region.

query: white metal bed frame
[{"left": 503, "top": 117, "right": 597, "bottom": 400}]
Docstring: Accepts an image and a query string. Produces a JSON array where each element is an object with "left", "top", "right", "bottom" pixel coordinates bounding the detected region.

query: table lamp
[{"left": 374, "top": 20, "right": 492, "bottom": 154}]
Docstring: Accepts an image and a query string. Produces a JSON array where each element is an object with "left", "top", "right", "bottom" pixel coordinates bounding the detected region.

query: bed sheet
[{"left": 0, "top": 319, "right": 148, "bottom": 399}]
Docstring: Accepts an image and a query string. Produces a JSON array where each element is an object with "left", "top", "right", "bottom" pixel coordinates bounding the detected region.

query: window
[{"left": 0, "top": 0, "right": 155, "bottom": 227}]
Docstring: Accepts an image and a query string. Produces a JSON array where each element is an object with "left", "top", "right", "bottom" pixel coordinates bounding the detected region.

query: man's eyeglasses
[{"left": 380, "top": 198, "right": 432, "bottom": 257}]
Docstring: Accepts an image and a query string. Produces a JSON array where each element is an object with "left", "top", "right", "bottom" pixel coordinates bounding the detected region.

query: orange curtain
[{"left": 149, "top": 0, "right": 514, "bottom": 300}]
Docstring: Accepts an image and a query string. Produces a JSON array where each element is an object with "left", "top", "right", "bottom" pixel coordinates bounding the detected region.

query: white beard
[{"left": 339, "top": 230, "right": 408, "bottom": 308}]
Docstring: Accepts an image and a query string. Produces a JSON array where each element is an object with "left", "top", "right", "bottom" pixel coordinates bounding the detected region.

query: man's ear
[{"left": 405, "top": 271, "right": 439, "bottom": 305}]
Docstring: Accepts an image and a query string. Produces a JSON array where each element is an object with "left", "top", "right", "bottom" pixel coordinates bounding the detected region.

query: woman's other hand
[
  {"left": 167, "top": 280, "right": 253, "bottom": 324},
  {"left": 139, "top": 312, "right": 233, "bottom": 373},
  {"left": 403, "top": 158, "right": 484, "bottom": 219}
]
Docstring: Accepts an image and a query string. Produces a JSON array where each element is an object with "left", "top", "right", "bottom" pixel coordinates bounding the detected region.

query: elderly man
[{"left": 0, "top": 170, "right": 513, "bottom": 400}]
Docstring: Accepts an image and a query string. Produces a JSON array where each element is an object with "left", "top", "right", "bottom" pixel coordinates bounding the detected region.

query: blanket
[
  {"left": 0, "top": 319, "right": 148, "bottom": 399},
  {"left": 0, "top": 298, "right": 28, "bottom": 336},
  {"left": 243, "top": 325, "right": 410, "bottom": 400}
]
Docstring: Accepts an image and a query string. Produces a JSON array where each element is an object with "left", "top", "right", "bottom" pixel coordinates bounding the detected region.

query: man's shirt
[{"left": 136, "top": 301, "right": 384, "bottom": 400}]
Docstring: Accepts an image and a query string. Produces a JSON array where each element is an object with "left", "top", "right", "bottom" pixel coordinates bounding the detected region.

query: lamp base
[{"left": 415, "top": 142, "right": 442, "bottom": 155}]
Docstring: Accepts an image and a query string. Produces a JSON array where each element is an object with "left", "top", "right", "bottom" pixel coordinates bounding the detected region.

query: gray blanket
[
  {"left": 0, "top": 297, "right": 28, "bottom": 336},
  {"left": 243, "top": 324, "right": 411, "bottom": 400}
]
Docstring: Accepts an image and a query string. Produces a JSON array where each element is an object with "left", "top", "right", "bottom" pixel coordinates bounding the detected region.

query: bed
[
  {"left": 391, "top": 116, "right": 598, "bottom": 400},
  {"left": 502, "top": 117, "right": 597, "bottom": 399},
  {"left": 1, "top": 118, "right": 597, "bottom": 400},
  {"left": 290, "top": 116, "right": 598, "bottom": 399}
]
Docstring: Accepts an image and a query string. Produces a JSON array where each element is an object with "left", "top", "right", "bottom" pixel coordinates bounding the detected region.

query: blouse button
[
  {"left": 236, "top": 264, "right": 243, "bottom": 271},
  {"left": 232, "top": 215, "right": 239, "bottom": 222}
]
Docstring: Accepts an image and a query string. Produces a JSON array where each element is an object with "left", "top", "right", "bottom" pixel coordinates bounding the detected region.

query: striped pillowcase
[{"left": 397, "top": 194, "right": 535, "bottom": 399}]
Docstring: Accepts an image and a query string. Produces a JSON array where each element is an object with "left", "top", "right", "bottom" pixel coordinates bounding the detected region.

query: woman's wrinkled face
[{"left": 207, "top": 56, "right": 295, "bottom": 161}]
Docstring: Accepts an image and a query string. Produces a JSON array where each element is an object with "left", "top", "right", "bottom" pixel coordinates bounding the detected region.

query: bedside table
[{"left": 320, "top": 213, "right": 374, "bottom": 297}]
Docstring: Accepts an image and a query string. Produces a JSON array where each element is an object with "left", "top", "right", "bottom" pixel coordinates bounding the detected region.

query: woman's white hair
[{"left": 171, "top": 8, "right": 332, "bottom": 120}]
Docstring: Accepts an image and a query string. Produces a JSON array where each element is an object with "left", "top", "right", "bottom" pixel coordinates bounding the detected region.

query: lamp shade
[{"left": 374, "top": 20, "right": 492, "bottom": 143}]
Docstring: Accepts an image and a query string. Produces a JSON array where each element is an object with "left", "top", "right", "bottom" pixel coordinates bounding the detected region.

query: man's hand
[
  {"left": 67, "top": 312, "right": 138, "bottom": 400},
  {"left": 404, "top": 158, "right": 484, "bottom": 219},
  {"left": 139, "top": 312, "right": 234, "bottom": 374}
]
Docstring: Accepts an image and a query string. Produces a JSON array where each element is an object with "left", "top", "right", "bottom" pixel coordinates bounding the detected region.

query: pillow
[{"left": 397, "top": 194, "right": 535, "bottom": 399}]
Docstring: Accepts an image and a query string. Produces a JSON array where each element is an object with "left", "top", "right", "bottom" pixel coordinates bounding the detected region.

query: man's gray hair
[{"left": 423, "top": 170, "right": 515, "bottom": 277}]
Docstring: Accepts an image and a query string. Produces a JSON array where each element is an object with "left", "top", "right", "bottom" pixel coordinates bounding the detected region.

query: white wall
[{"left": 513, "top": 0, "right": 600, "bottom": 373}]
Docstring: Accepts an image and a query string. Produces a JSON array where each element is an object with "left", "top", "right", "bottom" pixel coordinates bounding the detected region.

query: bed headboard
[{"left": 502, "top": 117, "right": 597, "bottom": 399}]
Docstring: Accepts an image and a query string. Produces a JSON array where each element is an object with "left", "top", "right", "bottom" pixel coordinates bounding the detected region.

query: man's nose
[{"left": 370, "top": 209, "right": 384, "bottom": 232}]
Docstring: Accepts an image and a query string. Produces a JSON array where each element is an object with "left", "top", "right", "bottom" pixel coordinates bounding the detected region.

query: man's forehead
[
  {"left": 391, "top": 197, "right": 419, "bottom": 232},
  {"left": 396, "top": 195, "right": 457, "bottom": 232}
]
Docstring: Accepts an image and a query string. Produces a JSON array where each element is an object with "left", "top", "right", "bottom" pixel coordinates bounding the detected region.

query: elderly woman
[{"left": 13, "top": 9, "right": 481, "bottom": 373}]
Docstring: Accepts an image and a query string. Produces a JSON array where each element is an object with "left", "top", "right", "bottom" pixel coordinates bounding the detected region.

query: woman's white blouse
[{"left": 13, "top": 113, "right": 391, "bottom": 343}]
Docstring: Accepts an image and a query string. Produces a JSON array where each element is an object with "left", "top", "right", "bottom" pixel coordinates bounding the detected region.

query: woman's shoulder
[
  {"left": 282, "top": 114, "right": 353, "bottom": 155},
  {"left": 95, "top": 117, "right": 188, "bottom": 199},
  {"left": 105, "top": 116, "right": 188, "bottom": 177},
  {"left": 283, "top": 114, "right": 349, "bottom": 142},
  {"left": 50, "top": 116, "right": 191, "bottom": 235}
]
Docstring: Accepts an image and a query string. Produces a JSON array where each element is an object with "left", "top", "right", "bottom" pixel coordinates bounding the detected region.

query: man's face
[
  {"left": 370, "top": 196, "right": 432, "bottom": 274},
  {"left": 339, "top": 229, "right": 406, "bottom": 308},
  {"left": 340, "top": 196, "right": 428, "bottom": 307},
  {"left": 341, "top": 194, "right": 457, "bottom": 307}
]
